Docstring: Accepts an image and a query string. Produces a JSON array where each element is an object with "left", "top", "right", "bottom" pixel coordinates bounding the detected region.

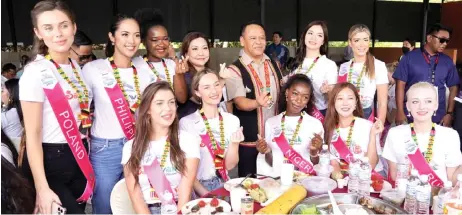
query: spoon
[
  {"left": 235, "top": 173, "right": 252, "bottom": 188},
  {"left": 328, "top": 190, "right": 344, "bottom": 215}
]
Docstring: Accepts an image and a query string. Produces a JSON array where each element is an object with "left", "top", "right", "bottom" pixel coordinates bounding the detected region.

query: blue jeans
[
  {"left": 90, "top": 135, "right": 127, "bottom": 214},
  {"left": 199, "top": 176, "right": 223, "bottom": 192}
]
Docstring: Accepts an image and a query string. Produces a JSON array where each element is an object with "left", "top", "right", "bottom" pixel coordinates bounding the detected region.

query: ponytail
[
  {"left": 365, "top": 52, "right": 375, "bottom": 79},
  {"left": 105, "top": 40, "right": 114, "bottom": 57},
  {"left": 32, "top": 36, "right": 48, "bottom": 56}
]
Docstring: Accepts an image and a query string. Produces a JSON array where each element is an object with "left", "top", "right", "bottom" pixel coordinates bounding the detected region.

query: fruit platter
[
  {"left": 290, "top": 193, "right": 407, "bottom": 215},
  {"left": 224, "top": 177, "right": 288, "bottom": 206}
]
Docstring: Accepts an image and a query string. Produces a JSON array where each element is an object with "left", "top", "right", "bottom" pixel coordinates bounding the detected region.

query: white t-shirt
[
  {"left": 121, "top": 131, "right": 201, "bottom": 203},
  {"left": 329, "top": 117, "right": 384, "bottom": 172},
  {"left": 382, "top": 124, "right": 462, "bottom": 182},
  {"left": 338, "top": 59, "right": 389, "bottom": 109},
  {"left": 265, "top": 112, "right": 324, "bottom": 173},
  {"left": 1, "top": 108, "right": 24, "bottom": 139},
  {"left": 179, "top": 110, "right": 240, "bottom": 180},
  {"left": 292, "top": 55, "right": 338, "bottom": 110},
  {"left": 132, "top": 56, "right": 176, "bottom": 84},
  {"left": 81, "top": 59, "right": 152, "bottom": 139},
  {"left": 19, "top": 55, "right": 92, "bottom": 143}
]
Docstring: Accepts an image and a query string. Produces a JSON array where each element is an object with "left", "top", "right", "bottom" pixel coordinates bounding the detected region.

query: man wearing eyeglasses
[
  {"left": 394, "top": 23, "right": 460, "bottom": 127},
  {"left": 70, "top": 30, "right": 94, "bottom": 67}
]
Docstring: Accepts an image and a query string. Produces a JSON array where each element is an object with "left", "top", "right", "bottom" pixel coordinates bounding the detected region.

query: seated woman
[
  {"left": 180, "top": 69, "right": 243, "bottom": 196},
  {"left": 324, "top": 83, "right": 384, "bottom": 179},
  {"left": 1, "top": 79, "right": 23, "bottom": 139},
  {"left": 383, "top": 82, "right": 462, "bottom": 186},
  {"left": 256, "top": 74, "right": 324, "bottom": 175},
  {"left": 122, "top": 82, "right": 200, "bottom": 214}
]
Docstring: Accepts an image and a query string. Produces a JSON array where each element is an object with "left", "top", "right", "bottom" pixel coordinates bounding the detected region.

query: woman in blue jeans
[
  {"left": 179, "top": 69, "right": 243, "bottom": 197},
  {"left": 81, "top": 15, "right": 152, "bottom": 213}
]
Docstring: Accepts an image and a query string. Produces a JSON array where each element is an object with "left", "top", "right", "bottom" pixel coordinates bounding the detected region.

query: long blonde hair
[{"left": 348, "top": 24, "right": 375, "bottom": 79}]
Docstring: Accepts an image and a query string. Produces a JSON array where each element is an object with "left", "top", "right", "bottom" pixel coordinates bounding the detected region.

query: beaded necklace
[
  {"left": 161, "top": 59, "right": 173, "bottom": 89},
  {"left": 281, "top": 111, "right": 304, "bottom": 146},
  {"left": 336, "top": 118, "right": 356, "bottom": 148},
  {"left": 45, "top": 55, "right": 91, "bottom": 127},
  {"left": 200, "top": 109, "right": 225, "bottom": 153},
  {"left": 297, "top": 56, "right": 320, "bottom": 76},
  {"left": 109, "top": 57, "right": 141, "bottom": 113},
  {"left": 410, "top": 123, "right": 436, "bottom": 163},
  {"left": 348, "top": 59, "right": 366, "bottom": 90},
  {"left": 159, "top": 140, "right": 170, "bottom": 169}
]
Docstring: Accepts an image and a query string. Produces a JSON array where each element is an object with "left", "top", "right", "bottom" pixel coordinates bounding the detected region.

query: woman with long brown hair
[
  {"left": 338, "top": 24, "right": 388, "bottom": 123},
  {"left": 179, "top": 69, "right": 243, "bottom": 196},
  {"left": 324, "top": 83, "right": 384, "bottom": 178},
  {"left": 122, "top": 81, "right": 200, "bottom": 214},
  {"left": 19, "top": 0, "right": 93, "bottom": 213}
]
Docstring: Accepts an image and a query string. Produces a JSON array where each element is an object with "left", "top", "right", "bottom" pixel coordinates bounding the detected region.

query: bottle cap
[{"left": 322, "top": 144, "right": 328, "bottom": 150}]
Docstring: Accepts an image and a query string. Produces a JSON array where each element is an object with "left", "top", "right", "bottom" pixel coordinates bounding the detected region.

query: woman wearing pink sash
[
  {"left": 19, "top": 1, "right": 92, "bottom": 213},
  {"left": 337, "top": 24, "right": 388, "bottom": 123},
  {"left": 288, "top": 21, "right": 338, "bottom": 118},
  {"left": 81, "top": 15, "right": 152, "bottom": 213},
  {"left": 382, "top": 82, "right": 462, "bottom": 186},
  {"left": 179, "top": 69, "right": 243, "bottom": 196},
  {"left": 256, "top": 74, "right": 324, "bottom": 174},
  {"left": 324, "top": 83, "right": 385, "bottom": 179},
  {"left": 122, "top": 81, "right": 200, "bottom": 214}
]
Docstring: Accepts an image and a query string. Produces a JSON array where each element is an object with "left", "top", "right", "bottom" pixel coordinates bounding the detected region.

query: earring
[
  {"left": 407, "top": 112, "right": 411, "bottom": 117},
  {"left": 111, "top": 42, "right": 114, "bottom": 45},
  {"left": 433, "top": 111, "right": 436, "bottom": 116}
]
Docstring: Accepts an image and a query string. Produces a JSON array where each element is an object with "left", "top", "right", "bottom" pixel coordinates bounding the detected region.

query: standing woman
[
  {"left": 291, "top": 21, "right": 338, "bottom": 120},
  {"left": 2, "top": 79, "right": 24, "bottom": 139},
  {"left": 256, "top": 74, "right": 324, "bottom": 174},
  {"left": 338, "top": 24, "right": 388, "bottom": 123},
  {"left": 81, "top": 15, "right": 151, "bottom": 214},
  {"left": 132, "top": 8, "right": 188, "bottom": 94},
  {"left": 20, "top": 1, "right": 94, "bottom": 213},
  {"left": 179, "top": 69, "right": 243, "bottom": 196},
  {"left": 176, "top": 32, "right": 214, "bottom": 118},
  {"left": 123, "top": 82, "right": 200, "bottom": 213},
  {"left": 324, "top": 83, "right": 385, "bottom": 178}
]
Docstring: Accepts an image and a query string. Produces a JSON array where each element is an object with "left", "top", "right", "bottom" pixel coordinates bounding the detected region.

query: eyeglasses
[
  {"left": 71, "top": 48, "right": 93, "bottom": 61},
  {"left": 431, "top": 35, "right": 450, "bottom": 44}
]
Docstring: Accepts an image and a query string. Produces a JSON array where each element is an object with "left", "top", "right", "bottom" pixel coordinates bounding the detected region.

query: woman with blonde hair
[
  {"left": 383, "top": 82, "right": 462, "bottom": 186},
  {"left": 338, "top": 24, "right": 388, "bottom": 124}
]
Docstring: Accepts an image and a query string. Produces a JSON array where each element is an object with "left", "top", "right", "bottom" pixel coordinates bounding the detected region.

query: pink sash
[
  {"left": 407, "top": 149, "right": 444, "bottom": 187},
  {"left": 200, "top": 135, "right": 229, "bottom": 181},
  {"left": 274, "top": 133, "right": 315, "bottom": 174},
  {"left": 310, "top": 107, "right": 325, "bottom": 123},
  {"left": 41, "top": 70, "right": 95, "bottom": 202},
  {"left": 331, "top": 132, "right": 382, "bottom": 179},
  {"left": 104, "top": 83, "right": 135, "bottom": 140},
  {"left": 143, "top": 159, "right": 176, "bottom": 203}
]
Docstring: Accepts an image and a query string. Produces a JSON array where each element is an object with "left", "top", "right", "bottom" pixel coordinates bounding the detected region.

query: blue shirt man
[
  {"left": 393, "top": 23, "right": 460, "bottom": 126},
  {"left": 265, "top": 31, "right": 289, "bottom": 68}
]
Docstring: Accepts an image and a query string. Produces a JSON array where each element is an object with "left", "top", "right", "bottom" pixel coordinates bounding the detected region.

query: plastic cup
[{"left": 280, "top": 163, "right": 294, "bottom": 186}]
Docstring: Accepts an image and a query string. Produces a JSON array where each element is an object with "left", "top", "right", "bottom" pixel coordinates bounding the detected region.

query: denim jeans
[
  {"left": 90, "top": 135, "right": 127, "bottom": 214},
  {"left": 199, "top": 176, "right": 223, "bottom": 192}
]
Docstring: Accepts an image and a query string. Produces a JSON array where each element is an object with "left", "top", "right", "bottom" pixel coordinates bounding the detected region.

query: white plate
[
  {"left": 181, "top": 198, "right": 231, "bottom": 215},
  {"left": 224, "top": 177, "right": 260, "bottom": 191},
  {"left": 370, "top": 180, "right": 392, "bottom": 193}
]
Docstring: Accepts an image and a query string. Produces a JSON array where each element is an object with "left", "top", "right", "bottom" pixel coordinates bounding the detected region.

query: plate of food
[
  {"left": 294, "top": 171, "right": 310, "bottom": 182},
  {"left": 224, "top": 177, "right": 260, "bottom": 191},
  {"left": 181, "top": 197, "right": 231, "bottom": 215},
  {"left": 369, "top": 174, "right": 392, "bottom": 193}
]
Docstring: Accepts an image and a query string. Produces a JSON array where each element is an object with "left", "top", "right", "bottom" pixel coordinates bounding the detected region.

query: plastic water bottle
[
  {"left": 450, "top": 174, "right": 462, "bottom": 198},
  {"left": 347, "top": 154, "right": 361, "bottom": 194},
  {"left": 404, "top": 169, "right": 420, "bottom": 214},
  {"left": 436, "top": 181, "right": 453, "bottom": 214},
  {"left": 395, "top": 156, "right": 410, "bottom": 188},
  {"left": 416, "top": 175, "right": 431, "bottom": 215},
  {"left": 161, "top": 192, "right": 178, "bottom": 214},
  {"left": 358, "top": 157, "right": 372, "bottom": 197},
  {"left": 319, "top": 144, "right": 330, "bottom": 168}
]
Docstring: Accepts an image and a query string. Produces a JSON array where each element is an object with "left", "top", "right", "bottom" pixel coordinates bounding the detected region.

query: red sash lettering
[
  {"left": 143, "top": 159, "right": 176, "bottom": 204},
  {"left": 407, "top": 149, "right": 444, "bottom": 187},
  {"left": 104, "top": 84, "right": 135, "bottom": 140},
  {"left": 200, "top": 134, "right": 229, "bottom": 181},
  {"left": 40, "top": 70, "right": 94, "bottom": 202},
  {"left": 274, "top": 132, "right": 315, "bottom": 175},
  {"left": 310, "top": 107, "right": 325, "bottom": 123}
]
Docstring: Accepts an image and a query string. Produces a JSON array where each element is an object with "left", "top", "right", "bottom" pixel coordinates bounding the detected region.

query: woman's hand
[
  {"left": 175, "top": 56, "right": 190, "bottom": 75},
  {"left": 371, "top": 117, "right": 384, "bottom": 136},
  {"left": 230, "top": 126, "right": 244, "bottom": 144},
  {"left": 309, "top": 132, "right": 323, "bottom": 155},
  {"left": 256, "top": 134, "right": 270, "bottom": 154},
  {"left": 34, "top": 186, "right": 61, "bottom": 214},
  {"left": 219, "top": 63, "right": 232, "bottom": 79}
]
